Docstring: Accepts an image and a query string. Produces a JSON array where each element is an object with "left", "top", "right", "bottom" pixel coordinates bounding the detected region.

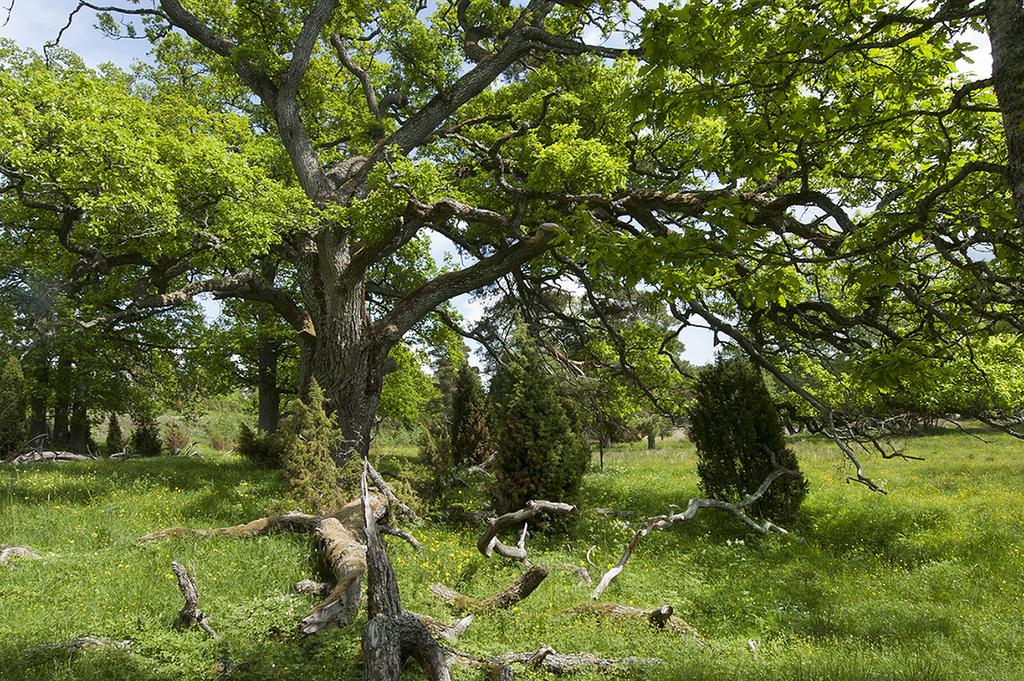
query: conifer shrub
[
  {"left": 282, "top": 382, "right": 352, "bottom": 513},
  {"left": 105, "top": 414, "right": 125, "bottom": 455},
  {"left": 450, "top": 361, "right": 492, "bottom": 466},
  {"left": 491, "top": 347, "right": 590, "bottom": 515},
  {"left": 0, "top": 355, "right": 27, "bottom": 458},
  {"left": 237, "top": 422, "right": 287, "bottom": 468},
  {"left": 418, "top": 415, "right": 454, "bottom": 501},
  {"left": 129, "top": 408, "right": 163, "bottom": 457},
  {"left": 687, "top": 357, "right": 808, "bottom": 521}
]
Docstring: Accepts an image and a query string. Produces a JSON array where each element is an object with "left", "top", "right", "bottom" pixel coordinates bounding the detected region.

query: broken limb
[
  {"left": 171, "top": 561, "right": 219, "bottom": 639},
  {"left": 477, "top": 500, "right": 576, "bottom": 560},
  {"left": 591, "top": 465, "right": 799, "bottom": 600},
  {"left": 432, "top": 564, "right": 549, "bottom": 613}
]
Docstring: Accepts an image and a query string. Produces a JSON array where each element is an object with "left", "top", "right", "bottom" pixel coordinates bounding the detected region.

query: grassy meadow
[{"left": 1, "top": 427, "right": 1022, "bottom": 680}]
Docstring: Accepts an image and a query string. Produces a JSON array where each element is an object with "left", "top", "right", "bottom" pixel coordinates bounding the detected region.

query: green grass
[{"left": 1, "top": 427, "right": 1022, "bottom": 680}]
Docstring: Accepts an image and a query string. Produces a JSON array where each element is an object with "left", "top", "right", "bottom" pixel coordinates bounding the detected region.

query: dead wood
[
  {"left": 294, "top": 579, "right": 333, "bottom": 598},
  {"left": 450, "top": 645, "right": 662, "bottom": 675},
  {"left": 591, "top": 465, "right": 798, "bottom": 600},
  {"left": 561, "top": 563, "right": 592, "bottom": 585},
  {"left": 565, "top": 602, "right": 702, "bottom": 639},
  {"left": 137, "top": 493, "right": 382, "bottom": 542},
  {"left": 464, "top": 452, "right": 496, "bottom": 476},
  {"left": 366, "top": 459, "right": 417, "bottom": 523},
  {"left": 410, "top": 612, "right": 474, "bottom": 642},
  {"left": 171, "top": 561, "right": 219, "bottom": 639},
  {"left": 380, "top": 526, "right": 422, "bottom": 552},
  {"left": 431, "top": 564, "right": 548, "bottom": 613},
  {"left": 477, "top": 501, "right": 576, "bottom": 560},
  {"left": 360, "top": 460, "right": 451, "bottom": 681},
  {"left": 300, "top": 517, "right": 366, "bottom": 635},
  {"left": 0, "top": 545, "right": 41, "bottom": 563},
  {"left": 6, "top": 450, "right": 97, "bottom": 464},
  {"left": 33, "top": 636, "right": 132, "bottom": 656}
]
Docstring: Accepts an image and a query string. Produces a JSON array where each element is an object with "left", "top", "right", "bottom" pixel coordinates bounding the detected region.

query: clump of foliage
[
  {"left": 282, "top": 382, "right": 353, "bottom": 513},
  {"left": 450, "top": 361, "right": 492, "bottom": 466},
  {"left": 162, "top": 421, "right": 192, "bottom": 453},
  {"left": 491, "top": 346, "right": 590, "bottom": 515},
  {"left": 237, "top": 422, "right": 287, "bottom": 468},
  {"left": 129, "top": 408, "right": 163, "bottom": 457},
  {"left": 0, "top": 355, "right": 27, "bottom": 458},
  {"left": 418, "top": 415, "right": 454, "bottom": 501},
  {"left": 105, "top": 414, "right": 125, "bottom": 455},
  {"left": 687, "top": 356, "right": 808, "bottom": 521}
]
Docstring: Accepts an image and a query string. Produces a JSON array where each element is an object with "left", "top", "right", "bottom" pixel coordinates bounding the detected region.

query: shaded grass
[{"left": 1, "top": 427, "right": 1022, "bottom": 680}]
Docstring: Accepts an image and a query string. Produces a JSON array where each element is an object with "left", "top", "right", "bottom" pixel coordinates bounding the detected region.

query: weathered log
[
  {"left": 137, "top": 493, "right": 380, "bottom": 542},
  {"left": 591, "top": 465, "right": 798, "bottom": 600},
  {"left": 33, "top": 636, "right": 132, "bottom": 656},
  {"left": 6, "top": 450, "right": 97, "bottom": 464},
  {"left": 477, "top": 501, "right": 576, "bottom": 560},
  {"left": 294, "top": 579, "right": 333, "bottom": 598},
  {"left": 171, "top": 561, "right": 219, "bottom": 639},
  {"left": 0, "top": 545, "right": 41, "bottom": 563},
  {"left": 450, "top": 646, "right": 662, "bottom": 675},
  {"left": 565, "top": 602, "right": 702, "bottom": 639},
  {"left": 360, "top": 461, "right": 451, "bottom": 681},
  {"left": 300, "top": 517, "right": 366, "bottom": 635},
  {"left": 431, "top": 564, "right": 548, "bottom": 613}
]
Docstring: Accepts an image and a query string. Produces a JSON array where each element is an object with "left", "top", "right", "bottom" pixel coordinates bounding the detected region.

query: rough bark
[
  {"left": 257, "top": 338, "right": 282, "bottom": 433},
  {"left": 360, "top": 461, "right": 452, "bottom": 681},
  {"left": 646, "top": 431, "right": 656, "bottom": 450},
  {"left": 432, "top": 564, "right": 548, "bottom": 613},
  {"left": 987, "top": 0, "right": 1024, "bottom": 227},
  {"left": 565, "top": 602, "right": 702, "bottom": 639},
  {"left": 300, "top": 517, "right": 366, "bottom": 634},
  {"left": 171, "top": 561, "right": 219, "bottom": 639}
]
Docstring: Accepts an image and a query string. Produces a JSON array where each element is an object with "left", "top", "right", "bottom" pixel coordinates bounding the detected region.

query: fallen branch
[
  {"left": 591, "top": 466, "right": 799, "bottom": 600},
  {"left": 477, "top": 501, "right": 576, "bottom": 560},
  {"left": 464, "top": 452, "right": 496, "bottom": 476},
  {"left": 0, "top": 545, "right": 41, "bottom": 563},
  {"left": 411, "top": 612, "right": 474, "bottom": 642},
  {"left": 33, "top": 636, "right": 132, "bottom": 656},
  {"left": 171, "top": 561, "right": 219, "bottom": 639},
  {"left": 294, "top": 579, "right": 333, "bottom": 598},
  {"left": 137, "top": 494, "right": 379, "bottom": 542},
  {"left": 562, "top": 563, "right": 592, "bottom": 585},
  {"left": 366, "top": 459, "right": 417, "bottom": 523},
  {"left": 381, "top": 526, "right": 423, "bottom": 552},
  {"left": 450, "top": 645, "right": 662, "bottom": 675},
  {"left": 299, "top": 517, "right": 366, "bottom": 635},
  {"left": 6, "top": 450, "right": 97, "bottom": 464},
  {"left": 565, "top": 602, "right": 702, "bottom": 639},
  {"left": 432, "top": 564, "right": 549, "bottom": 613}
]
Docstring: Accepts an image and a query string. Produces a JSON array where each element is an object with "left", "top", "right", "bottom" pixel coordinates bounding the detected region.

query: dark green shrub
[
  {"left": 687, "top": 357, "right": 808, "bottom": 521},
  {"left": 450, "top": 362, "right": 492, "bottom": 466},
  {"left": 105, "top": 414, "right": 125, "bottom": 455},
  {"left": 419, "top": 415, "right": 454, "bottom": 501},
  {"left": 491, "top": 347, "right": 590, "bottom": 515},
  {"left": 0, "top": 355, "right": 27, "bottom": 458},
  {"left": 237, "top": 422, "right": 287, "bottom": 468},
  {"left": 129, "top": 409, "right": 163, "bottom": 457},
  {"left": 282, "top": 382, "right": 352, "bottom": 513}
]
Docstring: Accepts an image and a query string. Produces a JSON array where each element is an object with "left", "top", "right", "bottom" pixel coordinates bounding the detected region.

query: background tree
[
  {"left": 450, "top": 360, "right": 492, "bottom": 466},
  {"left": 0, "top": 354, "right": 27, "bottom": 457}
]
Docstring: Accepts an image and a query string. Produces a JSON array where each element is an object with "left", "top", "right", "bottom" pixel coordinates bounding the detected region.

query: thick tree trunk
[
  {"left": 68, "top": 393, "right": 89, "bottom": 454},
  {"left": 257, "top": 338, "right": 282, "bottom": 433},
  {"left": 987, "top": 0, "right": 1024, "bottom": 227},
  {"left": 27, "top": 351, "right": 49, "bottom": 440},
  {"left": 51, "top": 357, "right": 72, "bottom": 447},
  {"left": 301, "top": 257, "right": 387, "bottom": 458}
]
